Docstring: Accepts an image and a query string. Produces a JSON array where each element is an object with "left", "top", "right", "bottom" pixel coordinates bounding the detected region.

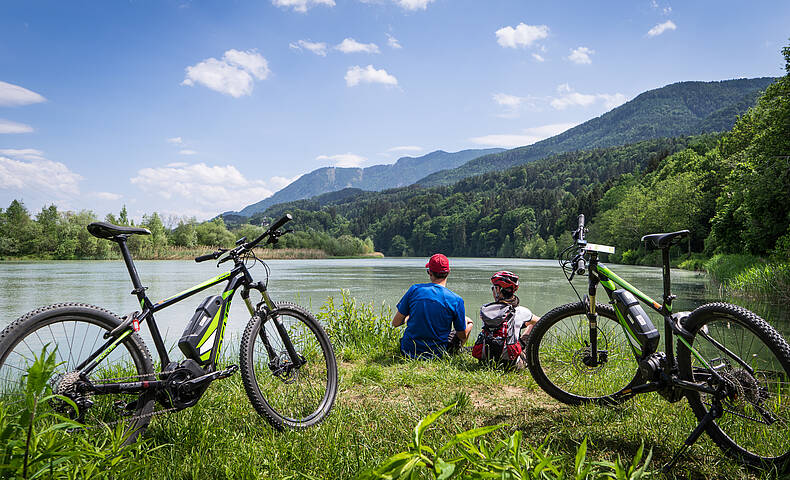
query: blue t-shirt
[{"left": 397, "top": 283, "right": 466, "bottom": 358}]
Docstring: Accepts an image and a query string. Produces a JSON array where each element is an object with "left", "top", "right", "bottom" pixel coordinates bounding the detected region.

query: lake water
[{"left": 1, "top": 258, "right": 788, "bottom": 353}]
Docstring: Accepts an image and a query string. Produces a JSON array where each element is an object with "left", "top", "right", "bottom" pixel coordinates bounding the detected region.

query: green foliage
[
  {"left": 0, "top": 201, "right": 375, "bottom": 259},
  {"left": 318, "top": 290, "right": 399, "bottom": 359},
  {"left": 703, "top": 254, "right": 763, "bottom": 283},
  {"left": 0, "top": 346, "right": 148, "bottom": 479},
  {"left": 360, "top": 404, "right": 653, "bottom": 480},
  {"left": 709, "top": 42, "right": 790, "bottom": 255}
]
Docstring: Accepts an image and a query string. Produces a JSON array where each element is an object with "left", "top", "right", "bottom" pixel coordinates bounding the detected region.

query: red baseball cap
[{"left": 426, "top": 253, "right": 450, "bottom": 273}]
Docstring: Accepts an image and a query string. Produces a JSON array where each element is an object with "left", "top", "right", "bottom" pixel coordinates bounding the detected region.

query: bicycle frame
[
  {"left": 74, "top": 236, "right": 286, "bottom": 387},
  {"left": 583, "top": 248, "right": 719, "bottom": 396}
]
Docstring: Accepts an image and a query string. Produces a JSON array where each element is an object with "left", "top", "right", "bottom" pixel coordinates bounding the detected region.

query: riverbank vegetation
[
  {"left": 0, "top": 203, "right": 376, "bottom": 260},
  {"left": 1, "top": 294, "right": 778, "bottom": 479}
]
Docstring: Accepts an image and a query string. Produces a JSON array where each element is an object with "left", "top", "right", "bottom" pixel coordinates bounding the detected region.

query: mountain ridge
[
  {"left": 228, "top": 148, "right": 504, "bottom": 217},
  {"left": 415, "top": 77, "right": 775, "bottom": 187}
]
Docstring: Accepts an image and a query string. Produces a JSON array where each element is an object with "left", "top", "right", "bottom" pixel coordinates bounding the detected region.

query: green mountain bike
[
  {"left": 526, "top": 214, "right": 790, "bottom": 472},
  {"left": 0, "top": 214, "right": 338, "bottom": 444}
]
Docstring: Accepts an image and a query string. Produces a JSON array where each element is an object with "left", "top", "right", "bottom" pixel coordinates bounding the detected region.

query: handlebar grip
[
  {"left": 269, "top": 214, "right": 292, "bottom": 233},
  {"left": 578, "top": 214, "right": 585, "bottom": 230},
  {"left": 194, "top": 253, "right": 216, "bottom": 263}
]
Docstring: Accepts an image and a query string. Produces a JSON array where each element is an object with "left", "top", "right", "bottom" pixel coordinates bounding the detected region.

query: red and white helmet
[{"left": 491, "top": 271, "right": 519, "bottom": 292}]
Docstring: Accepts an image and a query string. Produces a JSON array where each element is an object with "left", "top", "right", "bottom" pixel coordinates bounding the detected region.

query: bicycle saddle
[
  {"left": 87, "top": 221, "right": 151, "bottom": 239},
  {"left": 640, "top": 230, "right": 690, "bottom": 249}
]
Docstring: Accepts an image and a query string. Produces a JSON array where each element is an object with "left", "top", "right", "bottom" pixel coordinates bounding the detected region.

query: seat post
[
  {"left": 115, "top": 236, "right": 145, "bottom": 296},
  {"left": 661, "top": 247, "right": 672, "bottom": 307}
]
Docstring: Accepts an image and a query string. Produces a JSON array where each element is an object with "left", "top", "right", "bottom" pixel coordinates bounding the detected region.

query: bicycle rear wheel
[
  {"left": 240, "top": 302, "right": 337, "bottom": 429},
  {"left": 0, "top": 303, "right": 155, "bottom": 445},
  {"left": 678, "top": 303, "right": 790, "bottom": 472},
  {"left": 527, "top": 302, "right": 641, "bottom": 405}
]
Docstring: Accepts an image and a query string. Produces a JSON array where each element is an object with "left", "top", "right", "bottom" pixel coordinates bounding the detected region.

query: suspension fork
[
  {"left": 242, "top": 283, "right": 304, "bottom": 368},
  {"left": 586, "top": 252, "right": 600, "bottom": 367}
]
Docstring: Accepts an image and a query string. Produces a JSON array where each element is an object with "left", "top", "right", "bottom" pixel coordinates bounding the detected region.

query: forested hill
[
  {"left": 255, "top": 136, "right": 706, "bottom": 257},
  {"left": 229, "top": 148, "right": 503, "bottom": 217},
  {"left": 416, "top": 77, "right": 775, "bottom": 187}
]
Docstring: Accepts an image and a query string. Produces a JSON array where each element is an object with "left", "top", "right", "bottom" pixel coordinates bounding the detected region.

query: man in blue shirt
[{"left": 391, "top": 254, "right": 473, "bottom": 358}]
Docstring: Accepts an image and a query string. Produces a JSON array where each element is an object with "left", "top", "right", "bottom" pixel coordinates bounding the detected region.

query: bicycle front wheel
[
  {"left": 0, "top": 303, "right": 155, "bottom": 445},
  {"left": 240, "top": 302, "right": 338, "bottom": 429},
  {"left": 678, "top": 303, "right": 790, "bottom": 472},
  {"left": 527, "top": 302, "right": 641, "bottom": 405}
]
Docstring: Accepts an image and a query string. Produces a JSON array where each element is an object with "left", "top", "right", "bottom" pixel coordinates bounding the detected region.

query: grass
[
  {"left": 703, "top": 254, "right": 790, "bottom": 304},
  {"left": 3, "top": 294, "right": 786, "bottom": 479}
]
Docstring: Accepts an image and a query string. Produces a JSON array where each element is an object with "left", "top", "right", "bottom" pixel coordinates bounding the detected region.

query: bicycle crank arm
[
  {"left": 181, "top": 364, "right": 239, "bottom": 393},
  {"left": 612, "top": 381, "right": 662, "bottom": 402}
]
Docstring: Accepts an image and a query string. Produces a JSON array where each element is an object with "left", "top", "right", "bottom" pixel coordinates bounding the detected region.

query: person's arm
[
  {"left": 392, "top": 311, "right": 407, "bottom": 327},
  {"left": 453, "top": 300, "right": 472, "bottom": 343}
]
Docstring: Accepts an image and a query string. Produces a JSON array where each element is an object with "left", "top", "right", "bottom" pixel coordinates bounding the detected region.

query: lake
[{"left": 1, "top": 258, "right": 788, "bottom": 353}]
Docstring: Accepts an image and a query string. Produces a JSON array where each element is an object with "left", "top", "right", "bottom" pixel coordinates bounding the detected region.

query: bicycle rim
[
  {"left": 0, "top": 305, "right": 154, "bottom": 444},
  {"left": 529, "top": 302, "right": 640, "bottom": 404},
  {"left": 679, "top": 303, "right": 790, "bottom": 469},
  {"left": 241, "top": 303, "right": 337, "bottom": 428}
]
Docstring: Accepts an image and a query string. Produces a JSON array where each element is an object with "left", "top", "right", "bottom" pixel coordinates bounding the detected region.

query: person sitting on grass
[
  {"left": 471, "top": 271, "right": 540, "bottom": 370},
  {"left": 391, "top": 253, "right": 474, "bottom": 358}
]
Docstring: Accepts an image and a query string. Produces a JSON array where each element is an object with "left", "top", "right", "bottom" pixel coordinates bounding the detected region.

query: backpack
[{"left": 472, "top": 302, "right": 526, "bottom": 364}]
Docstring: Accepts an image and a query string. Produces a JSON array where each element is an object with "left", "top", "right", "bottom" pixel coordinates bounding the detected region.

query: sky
[{"left": 0, "top": 1, "right": 788, "bottom": 222}]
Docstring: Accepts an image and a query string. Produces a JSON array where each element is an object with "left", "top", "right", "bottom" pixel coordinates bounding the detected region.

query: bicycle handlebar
[{"left": 194, "top": 213, "right": 293, "bottom": 264}]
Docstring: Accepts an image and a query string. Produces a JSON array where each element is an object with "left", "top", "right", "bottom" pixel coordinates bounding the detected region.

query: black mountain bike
[
  {"left": 526, "top": 214, "right": 790, "bottom": 472},
  {"left": 0, "top": 214, "right": 338, "bottom": 443}
]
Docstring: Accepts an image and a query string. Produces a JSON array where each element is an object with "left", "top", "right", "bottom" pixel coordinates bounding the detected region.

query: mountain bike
[
  {"left": 0, "top": 213, "right": 338, "bottom": 444},
  {"left": 525, "top": 214, "right": 790, "bottom": 472}
]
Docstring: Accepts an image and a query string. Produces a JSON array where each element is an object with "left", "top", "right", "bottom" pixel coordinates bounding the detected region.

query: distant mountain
[
  {"left": 416, "top": 77, "right": 775, "bottom": 187},
  {"left": 229, "top": 148, "right": 504, "bottom": 218}
]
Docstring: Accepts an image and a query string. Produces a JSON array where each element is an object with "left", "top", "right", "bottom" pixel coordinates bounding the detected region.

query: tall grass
[{"left": 704, "top": 254, "right": 790, "bottom": 303}]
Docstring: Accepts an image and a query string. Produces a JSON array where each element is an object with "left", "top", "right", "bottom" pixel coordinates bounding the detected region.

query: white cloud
[
  {"left": 532, "top": 53, "right": 545, "bottom": 62},
  {"left": 663, "top": 6, "right": 672, "bottom": 15},
  {"left": 550, "top": 84, "right": 627, "bottom": 110},
  {"left": 166, "top": 137, "right": 183, "bottom": 145},
  {"left": 0, "top": 152, "right": 82, "bottom": 197},
  {"left": 469, "top": 123, "right": 577, "bottom": 148},
  {"left": 130, "top": 163, "right": 278, "bottom": 214},
  {"left": 0, "top": 119, "right": 33, "bottom": 134},
  {"left": 495, "top": 23, "right": 549, "bottom": 49},
  {"left": 387, "top": 145, "right": 422, "bottom": 153},
  {"left": 289, "top": 40, "right": 328, "bottom": 56},
  {"left": 493, "top": 93, "right": 526, "bottom": 108},
  {"left": 272, "top": 0, "right": 335, "bottom": 13},
  {"left": 95, "top": 192, "right": 122, "bottom": 201},
  {"left": 0, "top": 81, "right": 46, "bottom": 107},
  {"left": 179, "top": 149, "right": 198, "bottom": 155},
  {"left": 182, "top": 49, "right": 270, "bottom": 98},
  {"left": 345, "top": 65, "right": 398, "bottom": 87},
  {"left": 396, "top": 0, "right": 434, "bottom": 10},
  {"left": 336, "top": 38, "right": 380, "bottom": 54},
  {"left": 0, "top": 148, "right": 45, "bottom": 160},
  {"left": 568, "top": 46, "right": 594, "bottom": 64},
  {"left": 647, "top": 20, "right": 677, "bottom": 37},
  {"left": 386, "top": 33, "right": 402, "bottom": 49},
  {"left": 316, "top": 153, "right": 367, "bottom": 168}
]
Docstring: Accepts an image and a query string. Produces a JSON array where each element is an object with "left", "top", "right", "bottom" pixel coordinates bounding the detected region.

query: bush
[{"left": 318, "top": 290, "right": 400, "bottom": 358}]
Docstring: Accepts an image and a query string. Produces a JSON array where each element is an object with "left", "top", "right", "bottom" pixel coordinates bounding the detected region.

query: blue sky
[{"left": 1, "top": 0, "right": 788, "bottom": 221}]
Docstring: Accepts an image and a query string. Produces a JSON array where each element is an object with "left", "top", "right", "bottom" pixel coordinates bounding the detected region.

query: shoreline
[{"left": 0, "top": 249, "right": 385, "bottom": 262}]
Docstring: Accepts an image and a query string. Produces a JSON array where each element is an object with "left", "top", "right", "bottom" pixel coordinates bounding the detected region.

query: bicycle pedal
[{"left": 217, "top": 364, "right": 239, "bottom": 379}]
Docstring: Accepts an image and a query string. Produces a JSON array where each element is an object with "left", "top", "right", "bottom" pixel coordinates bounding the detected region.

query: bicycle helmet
[{"left": 491, "top": 271, "right": 519, "bottom": 292}]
